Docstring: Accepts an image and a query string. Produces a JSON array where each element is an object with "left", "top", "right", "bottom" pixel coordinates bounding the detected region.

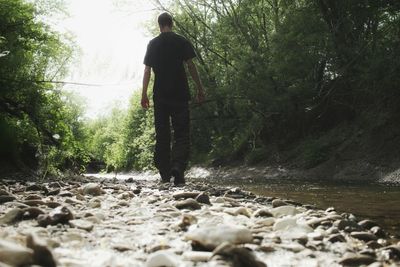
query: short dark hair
[{"left": 158, "top": 12, "right": 173, "bottom": 28}]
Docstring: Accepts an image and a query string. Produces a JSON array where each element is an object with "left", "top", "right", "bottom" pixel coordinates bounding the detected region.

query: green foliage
[
  {"left": 298, "top": 139, "right": 329, "bottom": 169},
  {"left": 245, "top": 148, "right": 269, "bottom": 165},
  {"left": 86, "top": 93, "right": 155, "bottom": 172},
  {"left": 147, "top": 0, "right": 400, "bottom": 167},
  {"left": 0, "top": 0, "right": 88, "bottom": 176},
  {"left": 122, "top": 93, "right": 155, "bottom": 170}
]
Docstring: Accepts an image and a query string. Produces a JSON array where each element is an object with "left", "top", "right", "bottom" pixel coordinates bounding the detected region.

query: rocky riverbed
[{"left": 0, "top": 175, "right": 400, "bottom": 267}]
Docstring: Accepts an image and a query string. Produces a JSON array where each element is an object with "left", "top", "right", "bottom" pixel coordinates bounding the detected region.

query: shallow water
[{"left": 208, "top": 176, "right": 400, "bottom": 235}]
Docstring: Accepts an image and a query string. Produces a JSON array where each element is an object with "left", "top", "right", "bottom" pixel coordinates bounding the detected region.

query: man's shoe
[
  {"left": 160, "top": 171, "right": 171, "bottom": 183},
  {"left": 172, "top": 168, "right": 185, "bottom": 186}
]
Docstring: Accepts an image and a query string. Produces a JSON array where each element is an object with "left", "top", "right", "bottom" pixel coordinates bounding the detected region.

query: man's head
[{"left": 158, "top": 12, "right": 173, "bottom": 31}]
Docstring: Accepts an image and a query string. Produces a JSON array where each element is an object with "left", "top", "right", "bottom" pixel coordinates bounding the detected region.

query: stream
[
  {"left": 90, "top": 167, "right": 400, "bottom": 236},
  {"left": 210, "top": 178, "right": 400, "bottom": 236}
]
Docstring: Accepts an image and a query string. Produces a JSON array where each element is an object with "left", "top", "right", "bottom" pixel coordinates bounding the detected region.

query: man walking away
[{"left": 141, "top": 12, "right": 205, "bottom": 185}]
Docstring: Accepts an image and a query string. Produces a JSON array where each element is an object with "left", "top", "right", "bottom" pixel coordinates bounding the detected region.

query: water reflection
[{"left": 207, "top": 176, "right": 400, "bottom": 235}]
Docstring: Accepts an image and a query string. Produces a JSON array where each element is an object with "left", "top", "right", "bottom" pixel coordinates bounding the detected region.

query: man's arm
[
  {"left": 186, "top": 59, "right": 205, "bottom": 103},
  {"left": 141, "top": 65, "right": 151, "bottom": 109}
]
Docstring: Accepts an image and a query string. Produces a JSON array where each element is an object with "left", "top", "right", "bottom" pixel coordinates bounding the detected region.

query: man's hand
[
  {"left": 141, "top": 65, "right": 151, "bottom": 109},
  {"left": 141, "top": 94, "right": 150, "bottom": 109},
  {"left": 196, "top": 89, "right": 205, "bottom": 104},
  {"left": 186, "top": 59, "right": 205, "bottom": 104}
]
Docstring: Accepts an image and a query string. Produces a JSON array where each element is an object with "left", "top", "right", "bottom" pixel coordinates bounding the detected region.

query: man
[{"left": 141, "top": 12, "right": 205, "bottom": 185}]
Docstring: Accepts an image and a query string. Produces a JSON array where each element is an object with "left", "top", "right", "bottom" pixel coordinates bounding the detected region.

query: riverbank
[{"left": 1, "top": 175, "right": 400, "bottom": 267}]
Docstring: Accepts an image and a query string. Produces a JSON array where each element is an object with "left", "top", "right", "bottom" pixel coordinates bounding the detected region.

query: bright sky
[{"left": 58, "top": 0, "right": 158, "bottom": 118}]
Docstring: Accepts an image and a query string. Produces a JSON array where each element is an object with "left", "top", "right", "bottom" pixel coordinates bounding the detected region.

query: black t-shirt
[{"left": 144, "top": 32, "right": 196, "bottom": 103}]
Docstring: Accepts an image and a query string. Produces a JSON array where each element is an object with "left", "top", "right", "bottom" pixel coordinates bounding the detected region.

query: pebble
[
  {"left": 23, "top": 200, "right": 46, "bottom": 206},
  {"left": 112, "top": 243, "right": 134, "bottom": 252},
  {"left": 45, "top": 201, "right": 62, "bottom": 208},
  {"left": 117, "top": 200, "right": 130, "bottom": 207},
  {"left": 367, "top": 240, "right": 383, "bottom": 249},
  {"left": 174, "top": 198, "right": 201, "bottom": 210},
  {"left": 47, "top": 188, "right": 60, "bottom": 196},
  {"left": 359, "top": 249, "right": 376, "bottom": 257},
  {"left": 339, "top": 253, "right": 376, "bottom": 265},
  {"left": 58, "top": 191, "right": 73, "bottom": 197},
  {"left": 26, "top": 234, "right": 56, "bottom": 267},
  {"left": 358, "top": 219, "right": 379, "bottom": 229},
  {"left": 326, "top": 227, "right": 339, "bottom": 235},
  {"left": 26, "top": 184, "right": 44, "bottom": 191},
  {"left": 381, "top": 245, "right": 400, "bottom": 260},
  {"left": 270, "top": 205, "right": 300, "bottom": 217},
  {"left": 178, "top": 214, "right": 197, "bottom": 230},
  {"left": 185, "top": 225, "right": 253, "bottom": 250},
  {"left": 82, "top": 183, "right": 103, "bottom": 196},
  {"left": 48, "top": 182, "right": 61, "bottom": 188},
  {"left": 24, "top": 194, "right": 42, "bottom": 200},
  {"left": 182, "top": 251, "right": 212, "bottom": 262},
  {"left": 0, "top": 208, "right": 23, "bottom": 224},
  {"left": 307, "top": 232, "right": 324, "bottom": 241},
  {"left": 195, "top": 193, "right": 211, "bottom": 204},
  {"left": 273, "top": 217, "right": 313, "bottom": 234},
  {"left": 37, "top": 206, "right": 74, "bottom": 227},
  {"left": 253, "top": 209, "right": 273, "bottom": 218},
  {"left": 213, "top": 242, "right": 267, "bottom": 267},
  {"left": 145, "top": 251, "right": 179, "bottom": 267},
  {"left": 259, "top": 245, "right": 275, "bottom": 253},
  {"left": 334, "top": 219, "right": 362, "bottom": 232},
  {"left": 255, "top": 217, "right": 275, "bottom": 227},
  {"left": 225, "top": 207, "right": 252, "bottom": 217},
  {"left": 278, "top": 243, "right": 305, "bottom": 252},
  {"left": 69, "top": 219, "right": 94, "bottom": 231},
  {"left": 21, "top": 207, "right": 45, "bottom": 220},
  {"left": 350, "top": 231, "right": 378, "bottom": 241},
  {"left": 371, "top": 226, "right": 386, "bottom": 238},
  {"left": 272, "top": 199, "right": 287, "bottom": 208},
  {"left": 126, "top": 177, "right": 134, "bottom": 183},
  {"left": 173, "top": 192, "right": 200, "bottom": 200},
  {"left": 117, "top": 192, "right": 132, "bottom": 200},
  {"left": 65, "top": 197, "right": 83, "bottom": 205},
  {"left": 0, "top": 195, "right": 16, "bottom": 204},
  {"left": 0, "top": 189, "right": 10, "bottom": 196},
  {"left": 327, "top": 233, "right": 346, "bottom": 243},
  {"left": 88, "top": 198, "right": 102, "bottom": 208},
  {"left": 0, "top": 239, "right": 33, "bottom": 266},
  {"left": 132, "top": 187, "right": 141, "bottom": 194},
  {"left": 148, "top": 244, "right": 172, "bottom": 253}
]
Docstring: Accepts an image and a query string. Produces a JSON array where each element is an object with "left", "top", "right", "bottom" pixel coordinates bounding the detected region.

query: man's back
[{"left": 144, "top": 32, "right": 196, "bottom": 102}]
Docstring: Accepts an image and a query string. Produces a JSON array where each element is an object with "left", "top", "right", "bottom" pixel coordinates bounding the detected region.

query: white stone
[
  {"left": 273, "top": 217, "right": 313, "bottom": 239},
  {"left": 69, "top": 219, "right": 94, "bottom": 231},
  {"left": 145, "top": 251, "right": 178, "bottom": 267},
  {"left": 182, "top": 251, "right": 212, "bottom": 262},
  {"left": 185, "top": 225, "right": 253, "bottom": 249},
  {"left": 273, "top": 217, "right": 298, "bottom": 231},
  {"left": 224, "top": 207, "right": 251, "bottom": 217},
  {"left": 270, "top": 206, "right": 300, "bottom": 217},
  {"left": 82, "top": 183, "right": 103, "bottom": 196},
  {"left": 256, "top": 217, "right": 276, "bottom": 227}
]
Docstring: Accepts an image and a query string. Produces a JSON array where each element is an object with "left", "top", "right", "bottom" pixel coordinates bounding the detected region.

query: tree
[{"left": 0, "top": 0, "right": 88, "bottom": 176}]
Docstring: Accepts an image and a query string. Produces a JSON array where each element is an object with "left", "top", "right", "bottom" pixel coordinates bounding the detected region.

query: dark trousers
[{"left": 154, "top": 101, "right": 190, "bottom": 174}]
